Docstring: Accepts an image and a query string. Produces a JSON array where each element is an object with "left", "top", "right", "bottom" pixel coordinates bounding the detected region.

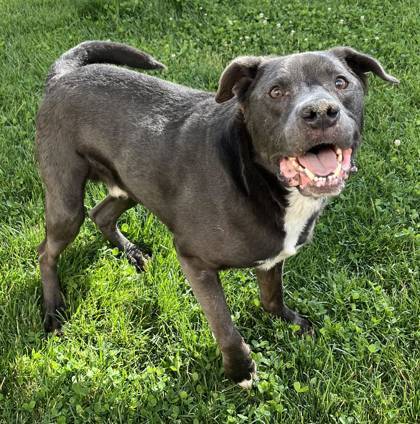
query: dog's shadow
[
  {"left": 4, "top": 245, "right": 232, "bottom": 408},
  {"left": 6, "top": 237, "right": 262, "bottom": 403},
  {"left": 2, "top": 238, "right": 105, "bottom": 388},
  {"left": 55, "top": 236, "right": 105, "bottom": 317}
]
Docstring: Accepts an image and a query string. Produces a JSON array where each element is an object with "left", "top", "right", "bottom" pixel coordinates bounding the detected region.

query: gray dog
[{"left": 36, "top": 41, "right": 398, "bottom": 387}]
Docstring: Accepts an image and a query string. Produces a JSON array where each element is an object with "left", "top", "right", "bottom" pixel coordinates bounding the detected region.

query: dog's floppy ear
[
  {"left": 329, "top": 47, "right": 399, "bottom": 90},
  {"left": 215, "top": 56, "right": 262, "bottom": 103}
]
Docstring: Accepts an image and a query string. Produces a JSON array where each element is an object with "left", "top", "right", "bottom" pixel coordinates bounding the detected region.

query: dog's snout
[{"left": 300, "top": 100, "right": 340, "bottom": 129}]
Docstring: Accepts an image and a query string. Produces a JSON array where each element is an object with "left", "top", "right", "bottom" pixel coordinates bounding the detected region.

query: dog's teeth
[
  {"left": 334, "top": 165, "right": 341, "bottom": 177},
  {"left": 290, "top": 158, "right": 302, "bottom": 171},
  {"left": 335, "top": 147, "right": 342, "bottom": 163},
  {"left": 289, "top": 157, "right": 298, "bottom": 167},
  {"left": 314, "top": 176, "right": 328, "bottom": 187},
  {"left": 304, "top": 168, "right": 316, "bottom": 180}
]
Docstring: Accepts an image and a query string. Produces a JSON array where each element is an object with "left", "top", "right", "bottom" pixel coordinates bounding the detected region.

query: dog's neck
[{"left": 218, "top": 107, "right": 289, "bottom": 217}]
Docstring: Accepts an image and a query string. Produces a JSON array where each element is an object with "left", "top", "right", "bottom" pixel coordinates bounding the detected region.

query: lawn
[{"left": 0, "top": 0, "right": 418, "bottom": 422}]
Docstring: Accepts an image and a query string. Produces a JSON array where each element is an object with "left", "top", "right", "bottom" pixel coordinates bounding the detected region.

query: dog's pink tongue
[{"left": 298, "top": 148, "right": 337, "bottom": 176}]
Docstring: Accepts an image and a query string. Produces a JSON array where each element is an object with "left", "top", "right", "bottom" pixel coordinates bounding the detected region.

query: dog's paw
[
  {"left": 43, "top": 304, "right": 66, "bottom": 335},
  {"left": 237, "top": 361, "right": 257, "bottom": 389},
  {"left": 292, "top": 315, "right": 314, "bottom": 336},
  {"left": 266, "top": 303, "right": 314, "bottom": 336},
  {"left": 284, "top": 309, "right": 314, "bottom": 336},
  {"left": 125, "top": 246, "right": 151, "bottom": 272},
  {"left": 224, "top": 346, "right": 257, "bottom": 389}
]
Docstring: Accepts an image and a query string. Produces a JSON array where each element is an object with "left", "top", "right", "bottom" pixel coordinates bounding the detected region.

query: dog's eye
[
  {"left": 269, "top": 86, "right": 283, "bottom": 98},
  {"left": 335, "top": 77, "right": 349, "bottom": 90}
]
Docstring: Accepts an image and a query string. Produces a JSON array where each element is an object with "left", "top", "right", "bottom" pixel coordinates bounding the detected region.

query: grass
[{"left": 0, "top": 0, "right": 418, "bottom": 422}]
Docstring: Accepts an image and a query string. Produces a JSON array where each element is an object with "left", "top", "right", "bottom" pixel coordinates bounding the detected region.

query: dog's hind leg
[
  {"left": 38, "top": 161, "right": 87, "bottom": 333},
  {"left": 89, "top": 195, "right": 149, "bottom": 271}
]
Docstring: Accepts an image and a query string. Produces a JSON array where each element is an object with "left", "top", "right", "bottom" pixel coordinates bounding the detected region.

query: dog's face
[{"left": 216, "top": 47, "right": 398, "bottom": 197}]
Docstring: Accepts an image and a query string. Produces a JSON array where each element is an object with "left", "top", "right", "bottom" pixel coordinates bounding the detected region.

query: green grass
[{"left": 0, "top": 0, "right": 418, "bottom": 422}]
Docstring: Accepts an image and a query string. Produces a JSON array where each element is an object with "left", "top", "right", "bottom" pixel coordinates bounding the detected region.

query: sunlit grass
[{"left": 0, "top": 0, "right": 418, "bottom": 422}]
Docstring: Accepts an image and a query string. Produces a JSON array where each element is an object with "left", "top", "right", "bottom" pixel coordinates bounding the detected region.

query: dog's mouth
[{"left": 279, "top": 144, "right": 354, "bottom": 196}]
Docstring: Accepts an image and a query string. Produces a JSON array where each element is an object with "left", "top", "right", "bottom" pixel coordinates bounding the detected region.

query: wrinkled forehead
[{"left": 259, "top": 52, "right": 349, "bottom": 85}]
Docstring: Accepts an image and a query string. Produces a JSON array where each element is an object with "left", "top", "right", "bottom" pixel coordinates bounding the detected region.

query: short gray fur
[{"left": 36, "top": 41, "right": 398, "bottom": 385}]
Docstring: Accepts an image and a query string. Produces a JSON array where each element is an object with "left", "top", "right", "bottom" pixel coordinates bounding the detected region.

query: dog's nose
[{"left": 300, "top": 100, "right": 340, "bottom": 129}]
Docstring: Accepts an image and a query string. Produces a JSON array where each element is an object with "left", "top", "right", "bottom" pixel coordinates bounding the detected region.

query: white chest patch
[{"left": 257, "top": 190, "right": 324, "bottom": 270}]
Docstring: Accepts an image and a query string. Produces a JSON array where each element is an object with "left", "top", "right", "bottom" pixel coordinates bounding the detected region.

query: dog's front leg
[
  {"left": 178, "top": 254, "right": 256, "bottom": 388},
  {"left": 255, "top": 262, "right": 313, "bottom": 335}
]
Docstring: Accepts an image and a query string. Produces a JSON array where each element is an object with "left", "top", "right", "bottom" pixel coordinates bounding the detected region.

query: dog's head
[{"left": 216, "top": 47, "right": 398, "bottom": 198}]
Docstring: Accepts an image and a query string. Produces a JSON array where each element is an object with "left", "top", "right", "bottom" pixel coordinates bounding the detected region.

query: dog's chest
[{"left": 257, "top": 190, "right": 324, "bottom": 270}]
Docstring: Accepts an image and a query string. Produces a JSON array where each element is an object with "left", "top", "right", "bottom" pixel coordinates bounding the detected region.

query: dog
[{"left": 36, "top": 41, "right": 398, "bottom": 388}]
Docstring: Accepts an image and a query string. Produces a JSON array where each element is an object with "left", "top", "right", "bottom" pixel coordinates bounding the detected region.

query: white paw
[
  {"left": 237, "top": 361, "right": 257, "bottom": 390},
  {"left": 238, "top": 377, "right": 253, "bottom": 389}
]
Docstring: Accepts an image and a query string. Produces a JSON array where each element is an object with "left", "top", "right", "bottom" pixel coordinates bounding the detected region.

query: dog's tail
[{"left": 46, "top": 41, "right": 165, "bottom": 87}]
